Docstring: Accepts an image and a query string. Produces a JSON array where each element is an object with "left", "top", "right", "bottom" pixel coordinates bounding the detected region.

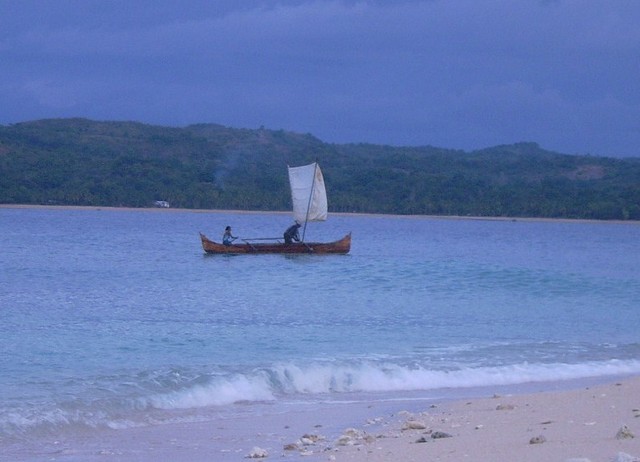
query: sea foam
[
  {"left": 141, "top": 358, "right": 640, "bottom": 411},
  {"left": 145, "top": 374, "right": 275, "bottom": 409}
]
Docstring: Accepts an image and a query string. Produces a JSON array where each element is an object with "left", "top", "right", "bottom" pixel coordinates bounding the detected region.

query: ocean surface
[{"left": 1, "top": 207, "right": 639, "bottom": 459}]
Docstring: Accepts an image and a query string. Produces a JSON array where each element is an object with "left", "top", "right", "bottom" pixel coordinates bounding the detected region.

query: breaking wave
[
  {"left": 146, "top": 358, "right": 640, "bottom": 410},
  {"left": 3, "top": 358, "right": 639, "bottom": 439}
]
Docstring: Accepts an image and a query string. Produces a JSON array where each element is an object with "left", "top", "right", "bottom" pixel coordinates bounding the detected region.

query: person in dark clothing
[{"left": 283, "top": 222, "right": 301, "bottom": 244}]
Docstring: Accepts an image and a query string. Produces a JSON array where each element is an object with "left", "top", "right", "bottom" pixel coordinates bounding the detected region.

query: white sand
[
  {"left": 329, "top": 377, "right": 640, "bottom": 462},
  {"left": 3, "top": 204, "right": 639, "bottom": 225},
  {"left": 8, "top": 377, "right": 638, "bottom": 462}
]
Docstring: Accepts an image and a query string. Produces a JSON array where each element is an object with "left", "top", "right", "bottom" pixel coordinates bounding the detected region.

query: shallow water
[{"left": 1, "top": 207, "right": 639, "bottom": 452}]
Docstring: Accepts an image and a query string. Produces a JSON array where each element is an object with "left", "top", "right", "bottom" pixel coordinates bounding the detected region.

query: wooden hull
[{"left": 200, "top": 232, "right": 351, "bottom": 254}]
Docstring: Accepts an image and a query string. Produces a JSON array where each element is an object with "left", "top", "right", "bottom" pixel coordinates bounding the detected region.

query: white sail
[{"left": 288, "top": 162, "right": 328, "bottom": 223}]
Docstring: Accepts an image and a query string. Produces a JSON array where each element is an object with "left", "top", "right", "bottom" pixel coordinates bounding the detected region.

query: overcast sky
[{"left": 1, "top": 0, "right": 639, "bottom": 157}]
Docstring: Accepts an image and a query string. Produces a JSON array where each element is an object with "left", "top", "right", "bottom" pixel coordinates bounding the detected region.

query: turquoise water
[{"left": 1, "top": 207, "right": 639, "bottom": 447}]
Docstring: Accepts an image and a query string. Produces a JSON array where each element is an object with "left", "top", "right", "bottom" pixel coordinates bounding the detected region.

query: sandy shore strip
[
  {"left": 325, "top": 376, "right": 640, "bottom": 462},
  {"left": 2, "top": 203, "right": 639, "bottom": 225},
  {"left": 8, "top": 377, "right": 638, "bottom": 462}
]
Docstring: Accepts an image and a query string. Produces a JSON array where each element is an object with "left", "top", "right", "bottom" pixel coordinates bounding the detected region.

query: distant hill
[{"left": 1, "top": 118, "right": 639, "bottom": 220}]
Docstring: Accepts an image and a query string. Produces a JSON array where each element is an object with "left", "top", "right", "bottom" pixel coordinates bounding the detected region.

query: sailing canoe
[{"left": 200, "top": 232, "right": 351, "bottom": 255}]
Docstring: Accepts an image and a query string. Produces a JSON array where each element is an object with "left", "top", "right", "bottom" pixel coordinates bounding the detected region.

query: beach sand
[
  {"left": 2, "top": 203, "right": 639, "bottom": 226},
  {"left": 328, "top": 377, "right": 640, "bottom": 462},
  {"left": 9, "top": 377, "right": 638, "bottom": 462}
]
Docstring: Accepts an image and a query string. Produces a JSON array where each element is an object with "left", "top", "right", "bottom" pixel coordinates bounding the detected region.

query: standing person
[
  {"left": 222, "top": 226, "right": 237, "bottom": 246},
  {"left": 283, "top": 222, "right": 301, "bottom": 244}
]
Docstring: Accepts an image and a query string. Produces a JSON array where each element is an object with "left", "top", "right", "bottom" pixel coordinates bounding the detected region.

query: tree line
[{"left": 1, "top": 118, "right": 639, "bottom": 220}]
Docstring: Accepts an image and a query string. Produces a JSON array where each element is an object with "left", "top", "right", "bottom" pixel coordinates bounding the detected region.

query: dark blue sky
[{"left": 1, "top": 0, "right": 638, "bottom": 157}]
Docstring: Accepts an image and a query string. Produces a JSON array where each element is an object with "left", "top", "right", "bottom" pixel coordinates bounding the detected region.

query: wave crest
[{"left": 145, "top": 358, "right": 640, "bottom": 410}]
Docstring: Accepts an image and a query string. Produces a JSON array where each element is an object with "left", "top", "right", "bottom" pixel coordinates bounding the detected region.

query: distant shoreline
[{"left": 1, "top": 203, "right": 639, "bottom": 225}]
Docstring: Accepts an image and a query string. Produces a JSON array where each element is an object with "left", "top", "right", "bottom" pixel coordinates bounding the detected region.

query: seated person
[
  {"left": 222, "top": 226, "right": 237, "bottom": 245},
  {"left": 283, "top": 222, "right": 301, "bottom": 244}
]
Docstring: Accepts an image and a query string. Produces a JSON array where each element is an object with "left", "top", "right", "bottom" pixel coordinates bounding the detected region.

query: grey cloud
[{"left": 0, "top": 0, "right": 638, "bottom": 157}]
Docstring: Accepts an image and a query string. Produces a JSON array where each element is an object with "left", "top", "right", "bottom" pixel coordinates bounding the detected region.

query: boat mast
[{"left": 300, "top": 161, "right": 318, "bottom": 243}]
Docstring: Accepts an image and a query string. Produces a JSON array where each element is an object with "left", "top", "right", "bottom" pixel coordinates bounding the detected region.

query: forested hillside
[{"left": 1, "top": 118, "right": 639, "bottom": 220}]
